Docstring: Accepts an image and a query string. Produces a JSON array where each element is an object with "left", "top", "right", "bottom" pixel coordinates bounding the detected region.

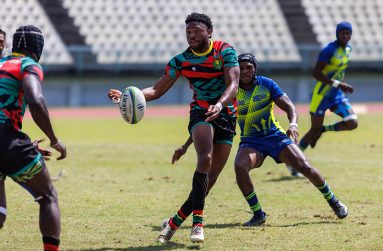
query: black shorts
[
  {"left": 0, "top": 125, "right": 43, "bottom": 181},
  {"left": 188, "top": 109, "right": 236, "bottom": 145}
]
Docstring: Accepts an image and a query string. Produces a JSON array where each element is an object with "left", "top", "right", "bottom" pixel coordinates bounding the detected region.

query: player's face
[
  {"left": 239, "top": 61, "right": 256, "bottom": 88},
  {"left": 186, "top": 22, "right": 212, "bottom": 52},
  {"left": 337, "top": 30, "right": 351, "bottom": 47},
  {"left": 0, "top": 34, "right": 6, "bottom": 55}
]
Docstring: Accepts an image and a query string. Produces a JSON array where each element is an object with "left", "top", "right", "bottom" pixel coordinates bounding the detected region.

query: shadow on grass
[
  {"left": 74, "top": 242, "right": 188, "bottom": 251},
  {"left": 148, "top": 222, "right": 241, "bottom": 232},
  {"left": 264, "top": 175, "right": 306, "bottom": 182}
]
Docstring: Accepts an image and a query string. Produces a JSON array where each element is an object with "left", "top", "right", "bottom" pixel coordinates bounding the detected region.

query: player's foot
[
  {"left": 329, "top": 200, "right": 348, "bottom": 219},
  {"left": 158, "top": 218, "right": 177, "bottom": 244},
  {"left": 286, "top": 165, "right": 304, "bottom": 177},
  {"left": 310, "top": 131, "right": 323, "bottom": 148},
  {"left": 190, "top": 224, "right": 204, "bottom": 243},
  {"left": 243, "top": 211, "right": 266, "bottom": 227}
]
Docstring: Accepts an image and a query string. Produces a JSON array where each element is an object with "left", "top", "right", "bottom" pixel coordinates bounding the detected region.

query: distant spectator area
[
  {"left": 2, "top": 0, "right": 73, "bottom": 64},
  {"left": 302, "top": 0, "right": 383, "bottom": 61},
  {"left": 62, "top": 0, "right": 301, "bottom": 63}
]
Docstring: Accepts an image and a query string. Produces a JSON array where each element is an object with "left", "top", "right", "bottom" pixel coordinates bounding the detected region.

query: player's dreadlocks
[
  {"left": 12, "top": 25, "right": 44, "bottom": 62},
  {"left": 185, "top": 12, "right": 213, "bottom": 31}
]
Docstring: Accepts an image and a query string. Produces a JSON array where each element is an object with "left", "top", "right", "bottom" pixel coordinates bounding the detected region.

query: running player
[
  {"left": 173, "top": 53, "right": 348, "bottom": 227},
  {"left": 108, "top": 13, "right": 239, "bottom": 243},
  {"left": 0, "top": 26, "right": 66, "bottom": 251},
  {"left": 298, "top": 21, "right": 357, "bottom": 152}
]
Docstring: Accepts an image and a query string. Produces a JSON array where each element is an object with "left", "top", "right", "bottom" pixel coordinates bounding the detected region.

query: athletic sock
[
  {"left": 322, "top": 122, "right": 341, "bottom": 132},
  {"left": 317, "top": 180, "right": 337, "bottom": 204},
  {"left": 169, "top": 208, "right": 188, "bottom": 229},
  {"left": 191, "top": 171, "right": 208, "bottom": 226},
  {"left": 43, "top": 236, "right": 60, "bottom": 251},
  {"left": 244, "top": 189, "right": 263, "bottom": 216}
]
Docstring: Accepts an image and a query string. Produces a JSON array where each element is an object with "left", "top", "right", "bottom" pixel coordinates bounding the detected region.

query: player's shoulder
[
  {"left": 257, "top": 75, "right": 275, "bottom": 85},
  {"left": 213, "top": 40, "right": 235, "bottom": 52},
  {"left": 20, "top": 56, "right": 42, "bottom": 70}
]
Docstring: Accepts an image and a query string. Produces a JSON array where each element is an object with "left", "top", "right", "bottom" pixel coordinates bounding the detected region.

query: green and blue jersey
[{"left": 237, "top": 76, "right": 285, "bottom": 137}]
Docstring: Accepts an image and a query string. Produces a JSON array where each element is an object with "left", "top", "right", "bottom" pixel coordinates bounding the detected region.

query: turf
[{"left": 0, "top": 111, "right": 382, "bottom": 250}]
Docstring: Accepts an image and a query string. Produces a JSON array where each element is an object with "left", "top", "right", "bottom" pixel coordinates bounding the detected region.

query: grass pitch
[{"left": 0, "top": 109, "right": 382, "bottom": 250}]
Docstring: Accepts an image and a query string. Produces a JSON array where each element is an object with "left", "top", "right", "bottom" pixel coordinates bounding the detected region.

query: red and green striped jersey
[
  {"left": 0, "top": 55, "right": 43, "bottom": 131},
  {"left": 165, "top": 40, "right": 239, "bottom": 117}
]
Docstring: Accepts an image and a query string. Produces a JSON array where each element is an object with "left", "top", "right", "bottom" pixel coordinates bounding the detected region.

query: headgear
[{"left": 12, "top": 25, "right": 44, "bottom": 62}]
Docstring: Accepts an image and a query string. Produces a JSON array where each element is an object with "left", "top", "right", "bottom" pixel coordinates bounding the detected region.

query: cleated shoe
[
  {"left": 243, "top": 211, "right": 267, "bottom": 227},
  {"left": 190, "top": 224, "right": 204, "bottom": 243},
  {"left": 158, "top": 218, "right": 177, "bottom": 244},
  {"left": 329, "top": 200, "right": 348, "bottom": 219}
]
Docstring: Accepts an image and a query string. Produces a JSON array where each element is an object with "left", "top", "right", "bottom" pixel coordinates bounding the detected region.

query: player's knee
[
  {"left": 234, "top": 161, "right": 249, "bottom": 176},
  {"left": 35, "top": 187, "right": 58, "bottom": 206},
  {"left": 198, "top": 153, "right": 212, "bottom": 167}
]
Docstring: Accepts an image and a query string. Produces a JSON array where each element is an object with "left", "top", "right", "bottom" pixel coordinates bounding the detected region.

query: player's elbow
[{"left": 28, "top": 95, "right": 46, "bottom": 112}]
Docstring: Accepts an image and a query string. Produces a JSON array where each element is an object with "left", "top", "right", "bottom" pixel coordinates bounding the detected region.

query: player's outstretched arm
[
  {"left": 206, "top": 66, "right": 239, "bottom": 121},
  {"left": 275, "top": 94, "right": 299, "bottom": 143},
  {"left": 172, "top": 136, "right": 193, "bottom": 164},
  {"left": 22, "top": 73, "right": 66, "bottom": 160},
  {"left": 141, "top": 75, "right": 177, "bottom": 102},
  {"left": 0, "top": 179, "right": 6, "bottom": 229}
]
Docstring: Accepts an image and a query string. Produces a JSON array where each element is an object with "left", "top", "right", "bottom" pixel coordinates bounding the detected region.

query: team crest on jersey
[{"left": 213, "top": 59, "right": 222, "bottom": 70}]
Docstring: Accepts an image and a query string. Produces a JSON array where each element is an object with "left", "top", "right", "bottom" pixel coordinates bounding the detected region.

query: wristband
[
  {"left": 332, "top": 80, "right": 341, "bottom": 88},
  {"left": 0, "top": 207, "right": 6, "bottom": 216},
  {"left": 289, "top": 122, "right": 298, "bottom": 128},
  {"left": 215, "top": 102, "right": 223, "bottom": 112}
]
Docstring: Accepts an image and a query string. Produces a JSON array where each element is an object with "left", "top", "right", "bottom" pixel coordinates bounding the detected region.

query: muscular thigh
[{"left": 235, "top": 147, "right": 264, "bottom": 170}]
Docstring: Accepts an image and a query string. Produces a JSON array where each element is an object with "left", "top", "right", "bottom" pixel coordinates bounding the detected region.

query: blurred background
[{"left": 2, "top": 0, "right": 382, "bottom": 106}]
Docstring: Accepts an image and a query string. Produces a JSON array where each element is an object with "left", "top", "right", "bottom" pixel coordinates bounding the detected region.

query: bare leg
[{"left": 299, "top": 115, "right": 325, "bottom": 149}]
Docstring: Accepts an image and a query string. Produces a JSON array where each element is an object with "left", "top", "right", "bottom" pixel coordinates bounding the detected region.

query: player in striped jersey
[
  {"left": 108, "top": 12, "right": 239, "bottom": 243},
  {"left": 0, "top": 26, "right": 66, "bottom": 251}
]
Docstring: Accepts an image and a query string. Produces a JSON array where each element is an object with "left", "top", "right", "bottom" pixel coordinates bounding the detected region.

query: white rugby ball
[{"left": 119, "top": 86, "right": 146, "bottom": 124}]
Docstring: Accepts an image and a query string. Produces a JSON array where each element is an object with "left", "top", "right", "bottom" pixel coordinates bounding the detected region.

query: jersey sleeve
[
  {"left": 165, "top": 56, "right": 182, "bottom": 80},
  {"left": 221, "top": 45, "right": 239, "bottom": 67},
  {"left": 20, "top": 57, "right": 44, "bottom": 81},
  {"left": 269, "top": 79, "right": 285, "bottom": 101},
  {"left": 317, "top": 44, "right": 336, "bottom": 64}
]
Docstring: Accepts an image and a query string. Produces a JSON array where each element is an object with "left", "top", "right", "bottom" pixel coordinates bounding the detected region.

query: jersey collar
[{"left": 191, "top": 40, "right": 213, "bottom": 56}]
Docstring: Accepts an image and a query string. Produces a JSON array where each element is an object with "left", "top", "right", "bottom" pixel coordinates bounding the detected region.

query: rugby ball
[{"left": 119, "top": 86, "right": 146, "bottom": 124}]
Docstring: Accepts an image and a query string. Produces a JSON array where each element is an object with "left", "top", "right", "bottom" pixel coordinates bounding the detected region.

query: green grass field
[{"left": 0, "top": 110, "right": 382, "bottom": 250}]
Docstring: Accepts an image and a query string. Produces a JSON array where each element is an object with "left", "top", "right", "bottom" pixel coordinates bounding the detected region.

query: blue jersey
[
  {"left": 237, "top": 76, "right": 285, "bottom": 138},
  {"left": 314, "top": 40, "right": 351, "bottom": 98}
]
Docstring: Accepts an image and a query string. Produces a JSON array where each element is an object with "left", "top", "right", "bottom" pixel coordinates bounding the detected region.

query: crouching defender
[{"left": 173, "top": 53, "right": 348, "bottom": 227}]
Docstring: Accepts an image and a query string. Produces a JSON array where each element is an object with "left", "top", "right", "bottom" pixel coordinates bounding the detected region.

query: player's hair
[
  {"left": 12, "top": 25, "right": 44, "bottom": 62},
  {"left": 0, "top": 29, "right": 6, "bottom": 38},
  {"left": 238, "top": 53, "right": 258, "bottom": 68},
  {"left": 185, "top": 12, "right": 213, "bottom": 31}
]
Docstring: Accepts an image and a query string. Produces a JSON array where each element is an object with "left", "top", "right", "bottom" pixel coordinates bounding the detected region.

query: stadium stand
[
  {"left": 2, "top": 0, "right": 73, "bottom": 64},
  {"left": 302, "top": 0, "right": 383, "bottom": 61},
  {"left": 62, "top": 0, "right": 301, "bottom": 63}
]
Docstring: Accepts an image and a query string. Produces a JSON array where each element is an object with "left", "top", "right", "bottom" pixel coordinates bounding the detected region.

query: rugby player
[
  {"left": 108, "top": 13, "right": 239, "bottom": 243},
  {"left": 298, "top": 21, "right": 357, "bottom": 153},
  {"left": 0, "top": 26, "right": 66, "bottom": 251}
]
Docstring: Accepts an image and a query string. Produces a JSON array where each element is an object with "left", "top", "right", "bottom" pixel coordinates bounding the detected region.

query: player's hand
[
  {"left": 32, "top": 139, "right": 52, "bottom": 161},
  {"left": 172, "top": 145, "right": 188, "bottom": 164},
  {"left": 205, "top": 103, "right": 222, "bottom": 122},
  {"left": 287, "top": 125, "right": 299, "bottom": 144},
  {"left": 339, "top": 82, "right": 354, "bottom": 94},
  {"left": 50, "top": 140, "right": 67, "bottom": 160},
  {"left": 108, "top": 89, "right": 122, "bottom": 104}
]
